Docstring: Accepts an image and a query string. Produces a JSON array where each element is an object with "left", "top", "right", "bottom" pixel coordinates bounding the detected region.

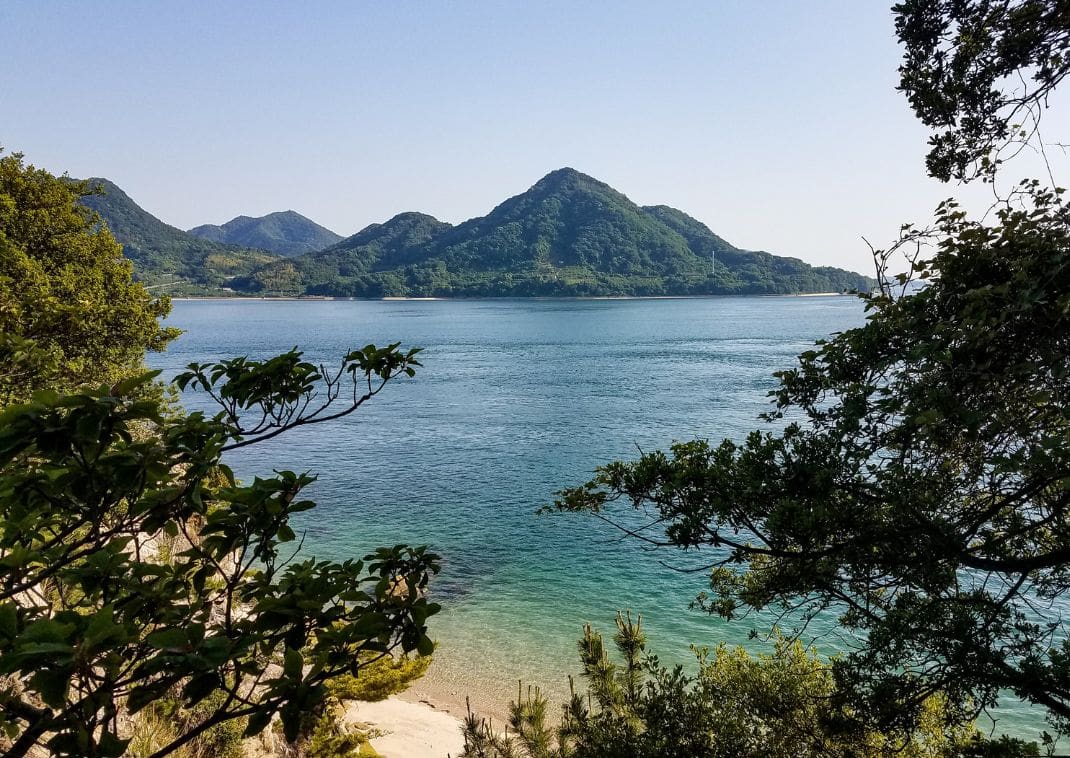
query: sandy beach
[
  {"left": 345, "top": 672, "right": 521, "bottom": 758},
  {"left": 347, "top": 694, "right": 467, "bottom": 758}
]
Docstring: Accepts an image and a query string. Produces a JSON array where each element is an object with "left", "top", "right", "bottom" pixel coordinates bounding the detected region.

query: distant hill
[
  {"left": 233, "top": 168, "right": 874, "bottom": 297},
  {"left": 77, "top": 179, "right": 280, "bottom": 293},
  {"left": 188, "top": 211, "right": 341, "bottom": 257}
]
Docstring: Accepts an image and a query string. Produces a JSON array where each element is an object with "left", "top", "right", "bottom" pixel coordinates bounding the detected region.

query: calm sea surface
[{"left": 151, "top": 297, "right": 1045, "bottom": 739}]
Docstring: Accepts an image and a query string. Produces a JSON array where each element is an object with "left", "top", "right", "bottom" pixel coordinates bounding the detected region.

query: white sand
[{"left": 346, "top": 696, "right": 467, "bottom": 758}]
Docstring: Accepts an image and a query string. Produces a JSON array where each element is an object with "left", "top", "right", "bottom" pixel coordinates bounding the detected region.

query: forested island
[{"left": 79, "top": 169, "right": 873, "bottom": 297}]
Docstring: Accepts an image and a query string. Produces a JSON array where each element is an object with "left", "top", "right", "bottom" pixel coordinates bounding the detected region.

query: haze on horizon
[{"left": 3, "top": 1, "right": 1069, "bottom": 273}]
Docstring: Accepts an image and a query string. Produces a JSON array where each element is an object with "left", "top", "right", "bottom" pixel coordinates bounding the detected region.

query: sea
[{"left": 150, "top": 296, "right": 1047, "bottom": 741}]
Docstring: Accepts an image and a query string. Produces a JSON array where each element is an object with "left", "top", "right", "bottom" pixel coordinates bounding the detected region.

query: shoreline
[
  {"left": 399, "top": 669, "right": 514, "bottom": 727},
  {"left": 347, "top": 660, "right": 553, "bottom": 758},
  {"left": 170, "top": 292, "right": 853, "bottom": 302},
  {"left": 358, "top": 653, "right": 1045, "bottom": 756}
]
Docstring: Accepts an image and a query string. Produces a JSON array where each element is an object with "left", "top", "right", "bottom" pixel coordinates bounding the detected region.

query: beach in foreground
[
  {"left": 351, "top": 662, "right": 535, "bottom": 758},
  {"left": 349, "top": 695, "right": 466, "bottom": 758}
]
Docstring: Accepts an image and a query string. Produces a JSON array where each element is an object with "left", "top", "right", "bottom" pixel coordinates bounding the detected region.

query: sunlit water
[{"left": 151, "top": 297, "right": 1048, "bottom": 741}]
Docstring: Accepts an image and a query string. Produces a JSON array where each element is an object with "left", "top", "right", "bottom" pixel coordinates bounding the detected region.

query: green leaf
[
  {"left": 83, "top": 607, "right": 125, "bottom": 650},
  {"left": 0, "top": 602, "right": 18, "bottom": 642},
  {"left": 30, "top": 667, "right": 71, "bottom": 708},
  {"left": 127, "top": 680, "right": 171, "bottom": 714},
  {"left": 283, "top": 648, "right": 303, "bottom": 678},
  {"left": 182, "top": 673, "right": 221, "bottom": 707},
  {"left": 145, "top": 628, "right": 187, "bottom": 650},
  {"left": 110, "top": 371, "right": 160, "bottom": 396},
  {"left": 244, "top": 708, "right": 273, "bottom": 737}
]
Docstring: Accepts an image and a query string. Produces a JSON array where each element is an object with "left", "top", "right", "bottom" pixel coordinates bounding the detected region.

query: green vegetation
[
  {"left": 7, "top": 0, "right": 1067, "bottom": 754},
  {"left": 0, "top": 153, "right": 179, "bottom": 404},
  {"left": 461, "top": 613, "right": 1020, "bottom": 757},
  {"left": 895, "top": 0, "right": 1070, "bottom": 183},
  {"left": 0, "top": 345, "right": 436, "bottom": 757},
  {"left": 76, "top": 178, "right": 281, "bottom": 293},
  {"left": 76, "top": 168, "right": 871, "bottom": 299},
  {"left": 0, "top": 149, "right": 438, "bottom": 757},
  {"left": 127, "top": 690, "right": 246, "bottom": 758},
  {"left": 550, "top": 0, "right": 1070, "bottom": 746},
  {"left": 231, "top": 168, "right": 874, "bottom": 297},
  {"left": 188, "top": 210, "right": 342, "bottom": 258},
  {"left": 327, "top": 652, "right": 432, "bottom": 704}
]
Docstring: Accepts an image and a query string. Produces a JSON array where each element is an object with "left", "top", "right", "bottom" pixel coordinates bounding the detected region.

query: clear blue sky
[{"left": 3, "top": 1, "right": 1066, "bottom": 272}]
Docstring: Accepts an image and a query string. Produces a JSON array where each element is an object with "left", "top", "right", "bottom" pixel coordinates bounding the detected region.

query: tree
[
  {"left": 460, "top": 613, "right": 1007, "bottom": 758},
  {"left": 0, "top": 151, "right": 178, "bottom": 404},
  {"left": 552, "top": 180, "right": 1070, "bottom": 732},
  {"left": 551, "top": 0, "right": 1070, "bottom": 741},
  {"left": 0, "top": 344, "right": 439, "bottom": 757},
  {"left": 555, "top": 184, "right": 1070, "bottom": 736},
  {"left": 894, "top": 0, "right": 1070, "bottom": 182}
]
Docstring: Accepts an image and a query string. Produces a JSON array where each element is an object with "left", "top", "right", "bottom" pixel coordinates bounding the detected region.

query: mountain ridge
[
  {"left": 233, "top": 167, "right": 874, "bottom": 297},
  {"left": 77, "top": 179, "right": 281, "bottom": 293},
  {"left": 78, "top": 169, "right": 874, "bottom": 297}
]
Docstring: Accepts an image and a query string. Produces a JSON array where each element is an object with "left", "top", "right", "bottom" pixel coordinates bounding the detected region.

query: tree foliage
[
  {"left": 0, "top": 152, "right": 178, "bottom": 403},
  {"left": 553, "top": 180, "right": 1070, "bottom": 735},
  {"left": 543, "top": 1, "right": 1070, "bottom": 743},
  {"left": 895, "top": 0, "right": 1070, "bottom": 182},
  {"left": 0, "top": 344, "right": 437, "bottom": 757}
]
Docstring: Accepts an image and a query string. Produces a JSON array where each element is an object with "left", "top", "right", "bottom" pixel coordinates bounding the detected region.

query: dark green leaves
[
  {"left": 895, "top": 0, "right": 1070, "bottom": 182},
  {"left": 0, "top": 353, "right": 438, "bottom": 756},
  {"left": 553, "top": 180, "right": 1070, "bottom": 736},
  {"left": 175, "top": 343, "right": 421, "bottom": 453}
]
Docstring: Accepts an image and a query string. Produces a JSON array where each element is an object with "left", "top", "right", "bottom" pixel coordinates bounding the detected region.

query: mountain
[
  {"left": 188, "top": 211, "right": 341, "bottom": 257},
  {"left": 232, "top": 168, "right": 874, "bottom": 297},
  {"left": 77, "top": 179, "right": 281, "bottom": 293},
  {"left": 243, "top": 212, "right": 452, "bottom": 294}
]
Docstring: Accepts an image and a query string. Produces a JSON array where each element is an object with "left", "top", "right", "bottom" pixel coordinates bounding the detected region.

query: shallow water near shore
[{"left": 151, "top": 296, "right": 1051, "bottom": 741}]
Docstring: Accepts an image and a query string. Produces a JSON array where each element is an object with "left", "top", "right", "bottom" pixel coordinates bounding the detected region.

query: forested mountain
[
  {"left": 188, "top": 210, "right": 341, "bottom": 256},
  {"left": 232, "top": 168, "right": 873, "bottom": 296},
  {"left": 244, "top": 212, "right": 452, "bottom": 294},
  {"left": 77, "top": 179, "right": 280, "bottom": 292},
  {"left": 76, "top": 170, "right": 871, "bottom": 297}
]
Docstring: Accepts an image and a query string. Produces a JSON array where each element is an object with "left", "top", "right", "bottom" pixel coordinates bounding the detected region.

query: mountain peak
[
  {"left": 83, "top": 177, "right": 129, "bottom": 200},
  {"left": 531, "top": 167, "right": 604, "bottom": 191},
  {"left": 383, "top": 211, "right": 443, "bottom": 225},
  {"left": 74, "top": 176, "right": 279, "bottom": 291},
  {"left": 187, "top": 210, "right": 341, "bottom": 257}
]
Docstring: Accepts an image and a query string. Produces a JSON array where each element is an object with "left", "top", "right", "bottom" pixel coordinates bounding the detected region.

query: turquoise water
[{"left": 151, "top": 296, "right": 1046, "bottom": 740}]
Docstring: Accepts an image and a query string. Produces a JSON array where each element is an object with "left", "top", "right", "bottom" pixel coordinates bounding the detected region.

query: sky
[{"left": 3, "top": 1, "right": 1068, "bottom": 273}]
